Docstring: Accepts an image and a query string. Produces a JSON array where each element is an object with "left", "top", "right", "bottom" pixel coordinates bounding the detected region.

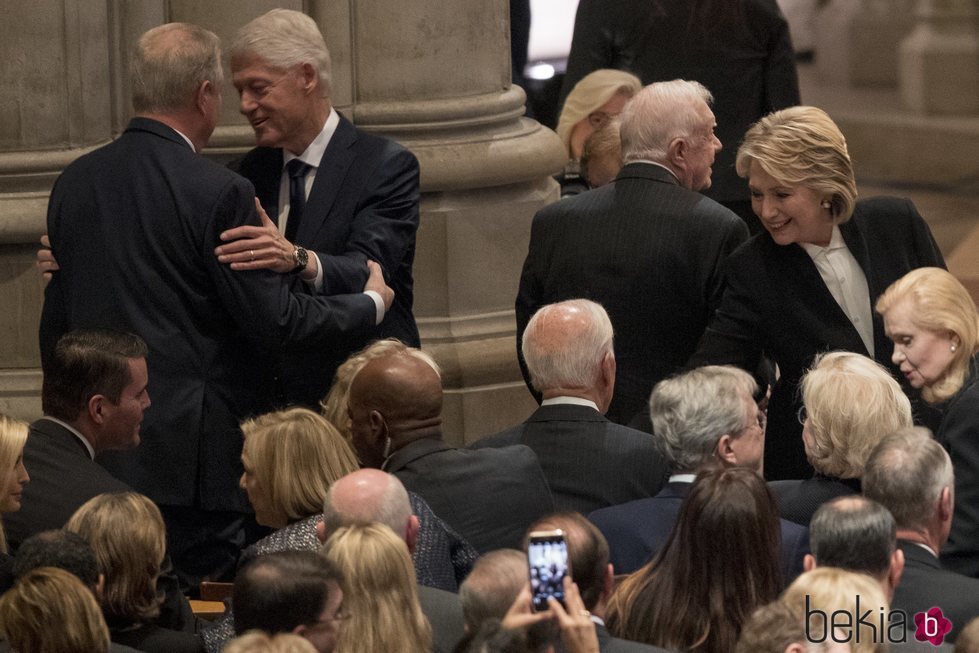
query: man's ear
[
  {"left": 803, "top": 554, "right": 816, "bottom": 572},
  {"left": 939, "top": 486, "right": 953, "bottom": 524},
  {"left": 716, "top": 434, "right": 737, "bottom": 465},
  {"left": 667, "top": 137, "right": 687, "bottom": 168},
  {"left": 315, "top": 520, "right": 328, "bottom": 545},
  {"left": 602, "top": 563, "right": 614, "bottom": 601},
  {"left": 405, "top": 514, "right": 420, "bottom": 555},
  {"left": 88, "top": 394, "right": 107, "bottom": 425},
  {"left": 195, "top": 80, "right": 214, "bottom": 113},
  {"left": 887, "top": 548, "right": 905, "bottom": 598},
  {"left": 300, "top": 62, "right": 318, "bottom": 94}
]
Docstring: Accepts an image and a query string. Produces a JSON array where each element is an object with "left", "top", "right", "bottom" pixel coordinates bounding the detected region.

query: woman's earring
[
  {"left": 821, "top": 200, "right": 832, "bottom": 210},
  {"left": 951, "top": 344, "right": 958, "bottom": 352}
]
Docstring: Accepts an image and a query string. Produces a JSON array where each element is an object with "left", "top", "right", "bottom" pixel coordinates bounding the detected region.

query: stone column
[
  {"left": 815, "top": 0, "right": 916, "bottom": 87},
  {"left": 0, "top": 0, "right": 565, "bottom": 441},
  {"left": 899, "top": 0, "right": 979, "bottom": 114}
]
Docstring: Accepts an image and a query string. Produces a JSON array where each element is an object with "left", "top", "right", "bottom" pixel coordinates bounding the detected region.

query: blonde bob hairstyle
[
  {"left": 556, "top": 69, "right": 642, "bottom": 159},
  {"left": 800, "top": 352, "right": 912, "bottom": 479},
  {"left": 322, "top": 522, "right": 432, "bottom": 653},
  {"left": 65, "top": 492, "right": 166, "bottom": 623},
  {"left": 241, "top": 407, "right": 359, "bottom": 524},
  {"left": 224, "top": 631, "right": 317, "bottom": 653},
  {"left": 876, "top": 267, "right": 979, "bottom": 403},
  {"left": 736, "top": 106, "right": 858, "bottom": 223},
  {"left": 0, "top": 413, "right": 29, "bottom": 553},
  {"left": 0, "top": 566, "right": 111, "bottom": 653},
  {"left": 320, "top": 339, "right": 441, "bottom": 444},
  {"left": 783, "top": 568, "right": 888, "bottom": 653}
]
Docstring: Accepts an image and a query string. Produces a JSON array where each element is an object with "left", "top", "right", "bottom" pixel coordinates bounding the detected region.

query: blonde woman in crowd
[
  {"left": 0, "top": 414, "right": 29, "bottom": 555},
  {"left": 877, "top": 267, "right": 979, "bottom": 578},
  {"left": 322, "top": 522, "right": 432, "bottom": 653},
  {"left": 66, "top": 492, "right": 204, "bottom": 653},
  {"left": 0, "top": 566, "right": 111, "bottom": 653},
  {"left": 224, "top": 632, "right": 317, "bottom": 653},
  {"left": 771, "top": 351, "right": 913, "bottom": 526}
]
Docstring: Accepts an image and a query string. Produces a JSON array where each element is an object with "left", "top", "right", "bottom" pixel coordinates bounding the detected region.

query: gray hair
[
  {"left": 131, "top": 23, "right": 223, "bottom": 113},
  {"left": 322, "top": 472, "right": 412, "bottom": 537},
  {"left": 620, "top": 79, "right": 713, "bottom": 164},
  {"left": 459, "top": 549, "right": 528, "bottom": 632},
  {"left": 863, "top": 427, "right": 953, "bottom": 532},
  {"left": 650, "top": 366, "right": 756, "bottom": 473},
  {"left": 809, "top": 496, "right": 895, "bottom": 578},
  {"left": 230, "top": 9, "right": 332, "bottom": 96},
  {"left": 522, "top": 299, "right": 614, "bottom": 393}
]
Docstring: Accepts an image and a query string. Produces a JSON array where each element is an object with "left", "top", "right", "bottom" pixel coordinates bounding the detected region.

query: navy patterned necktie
[{"left": 284, "top": 159, "right": 313, "bottom": 241}]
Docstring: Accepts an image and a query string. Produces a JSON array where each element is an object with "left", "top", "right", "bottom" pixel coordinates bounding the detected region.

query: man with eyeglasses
[{"left": 588, "top": 365, "right": 809, "bottom": 581}]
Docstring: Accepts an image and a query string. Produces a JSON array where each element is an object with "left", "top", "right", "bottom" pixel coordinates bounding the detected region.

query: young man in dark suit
[
  {"left": 214, "top": 8, "right": 421, "bottom": 409},
  {"left": 39, "top": 22, "right": 391, "bottom": 585}
]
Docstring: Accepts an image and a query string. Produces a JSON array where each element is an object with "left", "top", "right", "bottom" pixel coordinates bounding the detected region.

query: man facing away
[
  {"left": 39, "top": 22, "right": 392, "bottom": 585},
  {"left": 214, "top": 8, "right": 421, "bottom": 408},
  {"left": 515, "top": 80, "right": 748, "bottom": 424}
]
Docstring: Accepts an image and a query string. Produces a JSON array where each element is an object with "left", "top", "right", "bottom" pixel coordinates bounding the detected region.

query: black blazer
[
  {"left": 384, "top": 438, "right": 555, "bottom": 554},
  {"left": 588, "top": 481, "right": 810, "bottom": 583},
  {"left": 40, "top": 117, "right": 376, "bottom": 512},
  {"left": 473, "top": 403, "right": 669, "bottom": 514},
  {"left": 560, "top": 0, "right": 800, "bottom": 204},
  {"left": 231, "top": 115, "right": 421, "bottom": 407},
  {"left": 894, "top": 541, "right": 979, "bottom": 643},
  {"left": 4, "top": 418, "right": 130, "bottom": 551},
  {"left": 769, "top": 475, "right": 860, "bottom": 527},
  {"left": 516, "top": 163, "right": 748, "bottom": 424},
  {"left": 691, "top": 197, "right": 945, "bottom": 480},
  {"left": 937, "top": 357, "right": 979, "bottom": 578}
]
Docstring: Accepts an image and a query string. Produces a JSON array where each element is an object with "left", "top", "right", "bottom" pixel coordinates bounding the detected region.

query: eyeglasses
[{"left": 797, "top": 405, "right": 808, "bottom": 426}]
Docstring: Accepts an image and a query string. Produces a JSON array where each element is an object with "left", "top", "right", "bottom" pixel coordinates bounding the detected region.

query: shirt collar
[
  {"left": 629, "top": 159, "right": 681, "bottom": 184},
  {"left": 669, "top": 473, "right": 697, "bottom": 483},
  {"left": 40, "top": 416, "right": 96, "bottom": 459},
  {"left": 171, "top": 128, "right": 196, "bottom": 152},
  {"left": 800, "top": 225, "right": 845, "bottom": 257},
  {"left": 283, "top": 107, "right": 339, "bottom": 169},
  {"left": 540, "top": 396, "right": 600, "bottom": 411}
]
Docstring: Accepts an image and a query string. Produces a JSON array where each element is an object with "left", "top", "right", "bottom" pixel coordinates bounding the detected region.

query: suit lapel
[{"left": 299, "top": 117, "right": 358, "bottom": 244}]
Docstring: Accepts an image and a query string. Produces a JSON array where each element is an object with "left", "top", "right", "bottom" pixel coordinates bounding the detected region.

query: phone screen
[{"left": 528, "top": 531, "right": 569, "bottom": 612}]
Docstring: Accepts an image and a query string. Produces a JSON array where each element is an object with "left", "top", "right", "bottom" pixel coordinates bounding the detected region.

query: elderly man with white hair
[
  {"left": 475, "top": 299, "right": 668, "bottom": 514},
  {"left": 515, "top": 79, "right": 749, "bottom": 426}
]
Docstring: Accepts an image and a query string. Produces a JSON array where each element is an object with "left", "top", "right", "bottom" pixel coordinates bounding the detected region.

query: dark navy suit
[{"left": 588, "top": 480, "right": 809, "bottom": 583}]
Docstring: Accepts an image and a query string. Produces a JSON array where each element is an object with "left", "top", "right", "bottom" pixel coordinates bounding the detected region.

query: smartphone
[{"left": 527, "top": 529, "right": 570, "bottom": 612}]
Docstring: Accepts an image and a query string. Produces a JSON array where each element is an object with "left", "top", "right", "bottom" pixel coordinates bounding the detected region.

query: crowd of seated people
[{"left": 10, "top": 2, "right": 979, "bottom": 652}]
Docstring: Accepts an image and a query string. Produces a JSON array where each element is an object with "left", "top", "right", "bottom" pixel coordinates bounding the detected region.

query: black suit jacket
[
  {"left": 588, "top": 481, "right": 809, "bottom": 583},
  {"left": 473, "top": 403, "right": 668, "bottom": 514},
  {"left": 231, "top": 115, "right": 420, "bottom": 407},
  {"left": 39, "top": 117, "right": 376, "bottom": 512},
  {"left": 516, "top": 163, "right": 748, "bottom": 424},
  {"left": 691, "top": 197, "right": 945, "bottom": 479},
  {"left": 937, "top": 358, "right": 979, "bottom": 578},
  {"left": 385, "top": 438, "right": 555, "bottom": 554},
  {"left": 560, "top": 0, "right": 799, "bottom": 204},
  {"left": 595, "top": 622, "right": 673, "bottom": 652},
  {"left": 893, "top": 541, "right": 979, "bottom": 643},
  {"left": 4, "top": 418, "right": 130, "bottom": 551},
  {"left": 769, "top": 474, "right": 860, "bottom": 527}
]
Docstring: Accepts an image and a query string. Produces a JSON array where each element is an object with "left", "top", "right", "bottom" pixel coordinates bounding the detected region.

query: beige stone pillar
[
  {"left": 0, "top": 1, "right": 565, "bottom": 442},
  {"left": 815, "top": 0, "right": 916, "bottom": 86},
  {"left": 899, "top": 0, "right": 979, "bottom": 114}
]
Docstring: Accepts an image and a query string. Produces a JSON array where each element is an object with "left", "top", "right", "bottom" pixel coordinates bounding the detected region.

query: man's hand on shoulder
[
  {"left": 365, "top": 260, "right": 394, "bottom": 310},
  {"left": 215, "top": 198, "right": 297, "bottom": 274},
  {"left": 37, "top": 234, "right": 59, "bottom": 282}
]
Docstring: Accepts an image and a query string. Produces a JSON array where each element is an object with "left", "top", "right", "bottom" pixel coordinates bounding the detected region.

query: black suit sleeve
[
  {"left": 206, "top": 176, "right": 375, "bottom": 348},
  {"left": 514, "top": 211, "right": 549, "bottom": 399},
  {"left": 560, "top": 0, "right": 617, "bottom": 105},
  {"left": 313, "top": 147, "right": 420, "bottom": 297},
  {"left": 939, "top": 384, "right": 979, "bottom": 577},
  {"left": 763, "top": 1, "right": 802, "bottom": 111}
]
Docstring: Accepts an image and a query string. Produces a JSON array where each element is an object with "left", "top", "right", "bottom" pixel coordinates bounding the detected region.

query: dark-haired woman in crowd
[
  {"left": 66, "top": 492, "right": 205, "bottom": 653},
  {"left": 692, "top": 105, "right": 944, "bottom": 480},
  {"left": 606, "top": 466, "right": 782, "bottom": 652},
  {"left": 876, "top": 267, "right": 979, "bottom": 578}
]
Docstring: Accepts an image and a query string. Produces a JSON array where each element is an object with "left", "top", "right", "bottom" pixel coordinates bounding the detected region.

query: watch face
[{"left": 294, "top": 247, "right": 309, "bottom": 271}]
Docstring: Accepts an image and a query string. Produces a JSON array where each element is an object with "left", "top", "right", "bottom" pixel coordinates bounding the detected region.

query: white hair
[
  {"left": 620, "top": 79, "right": 713, "bottom": 164},
  {"left": 230, "top": 9, "right": 332, "bottom": 95},
  {"left": 522, "top": 299, "right": 614, "bottom": 393}
]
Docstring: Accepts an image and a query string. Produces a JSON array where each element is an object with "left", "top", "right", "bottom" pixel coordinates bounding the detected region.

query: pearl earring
[
  {"left": 951, "top": 344, "right": 958, "bottom": 352},
  {"left": 821, "top": 200, "right": 832, "bottom": 210}
]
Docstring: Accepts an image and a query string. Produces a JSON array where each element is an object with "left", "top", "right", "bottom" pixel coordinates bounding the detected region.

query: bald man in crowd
[
  {"left": 475, "top": 299, "right": 667, "bottom": 514},
  {"left": 347, "top": 348, "right": 554, "bottom": 554}
]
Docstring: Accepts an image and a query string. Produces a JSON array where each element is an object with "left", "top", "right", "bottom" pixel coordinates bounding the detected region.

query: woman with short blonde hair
[
  {"left": 0, "top": 566, "right": 110, "bottom": 653},
  {"left": 0, "top": 413, "right": 29, "bottom": 554},
  {"left": 240, "top": 407, "right": 359, "bottom": 527},
  {"left": 66, "top": 492, "right": 204, "bottom": 652},
  {"left": 322, "top": 522, "right": 432, "bottom": 653},
  {"left": 693, "top": 105, "right": 944, "bottom": 481},
  {"left": 877, "top": 267, "right": 979, "bottom": 578}
]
